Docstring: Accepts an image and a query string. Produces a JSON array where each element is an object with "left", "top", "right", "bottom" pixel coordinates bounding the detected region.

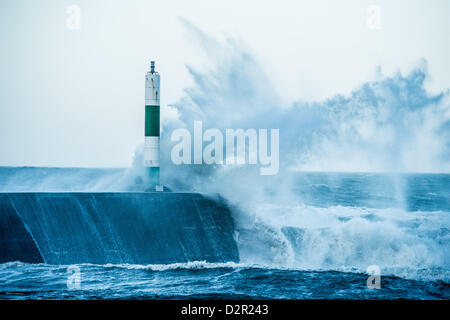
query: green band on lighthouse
[{"left": 145, "top": 105, "right": 160, "bottom": 136}]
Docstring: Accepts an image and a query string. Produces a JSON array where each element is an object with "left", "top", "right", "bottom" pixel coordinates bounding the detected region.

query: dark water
[
  {"left": 0, "top": 169, "right": 449, "bottom": 299},
  {"left": 293, "top": 173, "right": 450, "bottom": 211},
  {"left": 0, "top": 262, "right": 448, "bottom": 300}
]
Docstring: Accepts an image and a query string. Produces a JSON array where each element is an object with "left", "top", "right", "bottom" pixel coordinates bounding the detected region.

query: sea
[{"left": 0, "top": 168, "right": 448, "bottom": 299}]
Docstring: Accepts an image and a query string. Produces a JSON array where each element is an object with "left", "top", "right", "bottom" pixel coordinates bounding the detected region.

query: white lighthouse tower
[{"left": 144, "top": 61, "right": 161, "bottom": 189}]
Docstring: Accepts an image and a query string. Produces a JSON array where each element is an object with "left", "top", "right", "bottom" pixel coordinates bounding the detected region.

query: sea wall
[{"left": 0, "top": 193, "right": 239, "bottom": 265}]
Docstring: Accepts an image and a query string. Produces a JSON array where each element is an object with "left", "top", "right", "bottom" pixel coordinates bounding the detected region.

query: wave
[
  {"left": 235, "top": 203, "right": 449, "bottom": 281},
  {"left": 1, "top": 259, "right": 448, "bottom": 284},
  {"left": 152, "top": 25, "right": 450, "bottom": 282}
]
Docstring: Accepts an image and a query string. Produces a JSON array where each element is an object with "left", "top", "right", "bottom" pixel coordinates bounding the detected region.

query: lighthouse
[{"left": 144, "top": 61, "right": 161, "bottom": 188}]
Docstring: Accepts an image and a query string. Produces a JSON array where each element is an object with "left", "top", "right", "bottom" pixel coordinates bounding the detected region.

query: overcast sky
[{"left": 1, "top": 0, "right": 449, "bottom": 167}]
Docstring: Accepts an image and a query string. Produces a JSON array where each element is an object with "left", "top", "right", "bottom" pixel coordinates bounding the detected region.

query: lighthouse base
[{"left": 145, "top": 166, "right": 160, "bottom": 186}]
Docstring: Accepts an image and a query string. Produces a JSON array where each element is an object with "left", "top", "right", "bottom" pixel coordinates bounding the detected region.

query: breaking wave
[{"left": 156, "top": 23, "right": 450, "bottom": 282}]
